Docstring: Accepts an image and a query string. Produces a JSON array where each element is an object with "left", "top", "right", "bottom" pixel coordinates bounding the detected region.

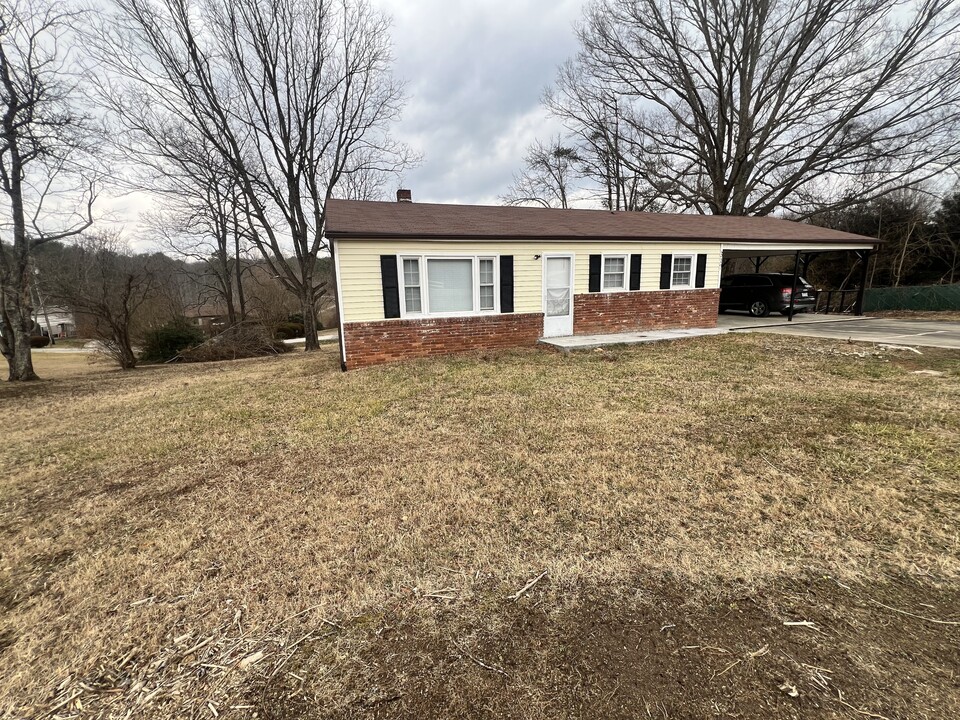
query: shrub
[
  {"left": 30, "top": 335, "right": 51, "bottom": 348},
  {"left": 274, "top": 321, "right": 305, "bottom": 340},
  {"left": 140, "top": 319, "right": 205, "bottom": 362},
  {"left": 179, "top": 322, "right": 290, "bottom": 363}
]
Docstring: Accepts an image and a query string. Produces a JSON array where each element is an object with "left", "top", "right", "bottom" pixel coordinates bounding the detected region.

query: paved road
[{"left": 739, "top": 318, "right": 960, "bottom": 349}]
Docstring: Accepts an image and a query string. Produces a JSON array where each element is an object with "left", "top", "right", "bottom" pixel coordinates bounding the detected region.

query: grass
[
  {"left": 871, "top": 309, "right": 960, "bottom": 321},
  {"left": 2, "top": 334, "right": 959, "bottom": 719}
]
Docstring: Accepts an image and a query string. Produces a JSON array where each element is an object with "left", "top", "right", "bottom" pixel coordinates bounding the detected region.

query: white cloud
[{"left": 375, "top": 0, "right": 585, "bottom": 204}]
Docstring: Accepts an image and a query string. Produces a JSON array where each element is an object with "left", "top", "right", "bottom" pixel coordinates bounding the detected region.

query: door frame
[{"left": 542, "top": 253, "right": 575, "bottom": 338}]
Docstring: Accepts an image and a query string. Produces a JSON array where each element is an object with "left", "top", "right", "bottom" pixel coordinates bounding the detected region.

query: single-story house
[{"left": 325, "top": 193, "right": 878, "bottom": 370}]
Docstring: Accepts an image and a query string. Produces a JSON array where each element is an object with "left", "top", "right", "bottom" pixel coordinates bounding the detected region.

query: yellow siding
[{"left": 335, "top": 239, "right": 723, "bottom": 323}]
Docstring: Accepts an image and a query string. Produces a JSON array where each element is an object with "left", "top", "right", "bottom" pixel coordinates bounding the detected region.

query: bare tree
[
  {"left": 932, "top": 188, "right": 960, "bottom": 283},
  {"left": 0, "top": 0, "right": 98, "bottom": 381},
  {"left": 142, "top": 132, "right": 253, "bottom": 326},
  {"left": 88, "top": 0, "right": 414, "bottom": 350},
  {"left": 545, "top": 67, "right": 667, "bottom": 211},
  {"left": 560, "top": 0, "right": 960, "bottom": 217},
  {"left": 501, "top": 137, "right": 582, "bottom": 209},
  {"left": 44, "top": 232, "right": 162, "bottom": 369}
]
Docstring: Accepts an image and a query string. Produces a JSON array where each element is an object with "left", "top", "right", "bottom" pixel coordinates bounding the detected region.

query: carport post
[
  {"left": 854, "top": 250, "right": 871, "bottom": 316},
  {"left": 787, "top": 250, "right": 801, "bottom": 321}
]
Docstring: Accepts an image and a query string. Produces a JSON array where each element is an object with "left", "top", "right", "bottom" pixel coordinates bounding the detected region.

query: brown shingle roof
[{"left": 324, "top": 199, "right": 878, "bottom": 245}]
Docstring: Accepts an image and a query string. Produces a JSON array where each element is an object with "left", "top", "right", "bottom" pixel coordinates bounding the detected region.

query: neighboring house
[
  {"left": 325, "top": 192, "right": 878, "bottom": 370},
  {"left": 185, "top": 305, "right": 230, "bottom": 336},
  {"left": 34, "top": 306, "right": 76, "bottom": 338}
]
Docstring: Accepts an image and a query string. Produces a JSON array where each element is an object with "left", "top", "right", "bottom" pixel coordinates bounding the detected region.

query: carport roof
[{"left": 325, "top": 199, "right": 879, "bottom": 245}]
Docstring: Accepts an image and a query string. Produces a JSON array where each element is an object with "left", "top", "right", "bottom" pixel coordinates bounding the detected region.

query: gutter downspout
[{"left": 330, "top": 235, "right": 348, "bottom": 371}]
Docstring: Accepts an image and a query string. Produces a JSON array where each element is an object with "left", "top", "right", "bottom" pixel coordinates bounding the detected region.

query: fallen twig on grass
[
  {"left": 506, "top": 571, "right": 547, "bottom": 601},
  {"left": 868, "top": 599, "right": 960, "bottom": 626},
  {"left": 424, "top": 587, "right": 458, "bottom": 601},
  {"left": 714, "top": 659, "right": 741, "bottom": 678},
  {"left": 452, "top": 641, "right": 509, "bottom": 678},
  {"left": 836, "top": 689, "right": 891, "bottom": 719},
  {"left": 783, "top": 620, "right": 819, "bottom": 631}
]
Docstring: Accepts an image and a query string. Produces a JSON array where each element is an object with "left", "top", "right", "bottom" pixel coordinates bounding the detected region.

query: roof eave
[{"left": 325, "top": 230, "right": 880, "bottom": 244}]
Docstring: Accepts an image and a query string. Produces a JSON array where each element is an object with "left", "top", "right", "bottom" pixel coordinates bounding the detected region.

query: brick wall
[
  {"left": 573, "top": 289, "right": 720, "bottom": 335},
  {"left": 343, "top": 313, "right": 544, "bottom": 369}
]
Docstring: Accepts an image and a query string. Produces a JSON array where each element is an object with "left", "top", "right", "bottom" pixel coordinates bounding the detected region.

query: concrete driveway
[{"left": 732, "top": 317, "right": 960, "bottom": 349}]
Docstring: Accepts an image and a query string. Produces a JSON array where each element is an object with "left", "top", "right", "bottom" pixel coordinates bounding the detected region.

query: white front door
[{"left": 542, "top": 255, "right": 574, "bottom": 337}]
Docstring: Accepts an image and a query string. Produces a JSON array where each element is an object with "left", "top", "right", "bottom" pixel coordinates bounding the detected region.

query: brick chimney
[{"left": 396, "top": 189, "right": 412, "bottom": 203}]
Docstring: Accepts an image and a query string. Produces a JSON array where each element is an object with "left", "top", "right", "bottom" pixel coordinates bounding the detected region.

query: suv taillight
[{"left": 781, "top": 287, "right": 793, "bottom": 299}]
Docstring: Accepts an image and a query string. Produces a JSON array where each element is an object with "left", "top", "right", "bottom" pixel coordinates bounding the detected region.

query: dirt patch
[{"left": 329, "top": 575, "right": 959, "bottom": 720}]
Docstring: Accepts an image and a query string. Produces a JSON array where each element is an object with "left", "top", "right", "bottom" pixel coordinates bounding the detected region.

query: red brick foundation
[
  {"left": 343, "top": 313, "right": 544, "bottom": 369},
  {"left": 573, "top": 289, "right": 720, "bottom": 335}
]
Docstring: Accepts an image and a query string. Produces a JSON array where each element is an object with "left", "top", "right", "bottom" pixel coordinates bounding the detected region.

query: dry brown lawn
[
  {"left": 1, "top": 335, "right": 958, "bottom": 719},
  {"left": 871, "top": 309, "right": 960, "bottom": 321}
]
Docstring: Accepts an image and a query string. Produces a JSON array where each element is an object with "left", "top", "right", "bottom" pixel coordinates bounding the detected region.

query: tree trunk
[
  {"left": 1, "top": 144, "right": 41, "bottom": 381},
  {"left": 7, "top": 320, "right": 39, "bottom": 381},
  {"left": 117, "top": 325, "right": 138, "bottom": 369},
  {"left": 301, "top": 282, "right": 319, "bottom": 351}
]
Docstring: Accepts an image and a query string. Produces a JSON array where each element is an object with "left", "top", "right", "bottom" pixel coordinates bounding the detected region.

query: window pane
[
  {"left": 545, "top": 287, "right": 570, "bottom": 316},
  {"left": 479, "top": 285, "right": 495, "bottom": 310},
  {"left": 427, "top": 259, "right": 473, "bottom": 312},
  {"left": 546, "top": 257, "right": 571, "bottom": 288},
  {"left": 404, "top": 286, "right": 422, "bottom": 312},
  {"left": 403, "top": 258, "right": 419, "bottom": 286},
  {"left": 604, "top": 273, "right": 624, "bottom": 289},
  {"left": 479, "top": 258, "right": 494, "bottom": 285},
  {"left": 673, "top": 256, "right": 692, "bottom": 286},
  {"left": 604, "top": 257, "right": 625, "bottom": 274}
]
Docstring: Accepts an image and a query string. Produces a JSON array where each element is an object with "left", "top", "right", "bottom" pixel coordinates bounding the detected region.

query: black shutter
[
  {"left": 659, "top": 254, "right": 673, "bottom": 290},
  {"left": 695, "top": 253, "right": 708, "bottom": 288},
  {"left": 588, "top": 254, "right": 602, "bottom": 292},
  {"left": 629, "top": 254, "right": 642, "bottom": 291},
  {"left": 380, "top": 255, "right": 400, "bottom": 318},
  {"left": 500, "top": 255, "right": 514, "bottom": 313}
]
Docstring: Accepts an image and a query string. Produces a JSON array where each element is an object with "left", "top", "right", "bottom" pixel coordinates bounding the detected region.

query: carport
[{"left": 720, "top": 239, "right": 879, "bottom": 320}]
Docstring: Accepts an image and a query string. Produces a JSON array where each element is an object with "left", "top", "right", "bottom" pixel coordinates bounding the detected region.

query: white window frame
[
  {"left": 601, "top": 254, "right": 628, "bottom": 292},
  {"left": 478, "top": 257, "right": 497, "bottom": 311},
  {"left": 400, "top": 257, "right": 424, "bottom": 315},
  {"left": 671, "top": 254, "right": 695, "bottom": 289},
  {"left": 397, "top": 254, "right": 500, "bottom": 318}
]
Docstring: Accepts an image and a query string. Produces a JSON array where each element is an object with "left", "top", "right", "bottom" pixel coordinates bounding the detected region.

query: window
[
  {"left": 479, "top": 258, "right": 495, "bottom": 310},
  {"left": 399, "top": 255, "right": 498, "bottom": 316},
  {"left": 602, "top": 255, "right": 626, "bottom": 291},
  {"left": 672, "top": 255, "right": 693, "bottom": 288},
  {"left": 427, "top": 258, "right": 473, "bottom": 313},
  {"left": 402, "top": 258, "right": 422, "bottom": 313}
]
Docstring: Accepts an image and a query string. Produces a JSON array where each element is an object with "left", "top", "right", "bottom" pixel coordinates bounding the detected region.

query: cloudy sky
[
  {"left": 97, "top": 0, "right": 587, "bottom": 239},
  {"left": 375, "top": 0, "right": 585, "bottom": 204}
]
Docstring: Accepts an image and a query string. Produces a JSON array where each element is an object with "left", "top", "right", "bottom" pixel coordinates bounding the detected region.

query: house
[
  {"left": 33, "top": 306, "right": 76, "bottom": 339},
  {"left": 325, "top": 192, "right": 878, "bottom": 370},
  {"left": 184, "top": 305, "right": 230, "bottom": 336}
]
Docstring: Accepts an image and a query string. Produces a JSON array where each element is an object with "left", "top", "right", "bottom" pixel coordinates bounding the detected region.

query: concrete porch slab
[{"left": 539, "top": 327, "right": 728, "bottom": 351}]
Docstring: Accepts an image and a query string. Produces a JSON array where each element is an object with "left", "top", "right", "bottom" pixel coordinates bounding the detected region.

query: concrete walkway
[
  {"left": 539, "top": 327, "right": 728, "bottom": 351},
  {"left": 716, "top": 312, "right": 869, "bottom": 330},
  {"left": 743, "top": 318, "right": 960, "bottom": 349}
]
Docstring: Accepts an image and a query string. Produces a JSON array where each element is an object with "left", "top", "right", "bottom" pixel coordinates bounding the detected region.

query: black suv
[{"left": 719, "top": 273, "right": 818, "bottom": 317}]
